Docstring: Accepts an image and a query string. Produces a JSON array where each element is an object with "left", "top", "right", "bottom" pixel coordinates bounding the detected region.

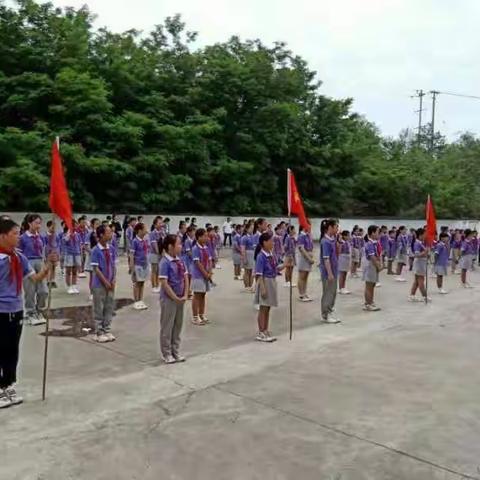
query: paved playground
[{"left": 2, "top": 250, "right": 480, "bottom": 480}]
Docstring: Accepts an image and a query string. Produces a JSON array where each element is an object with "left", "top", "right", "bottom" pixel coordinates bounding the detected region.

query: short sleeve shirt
[
  {"left": 320, "top": 236, "right": 338, "bottom": 280},
  {"left": 159, "top": 255, "right": 187, "bottom": 299},
  {"left": 0, "top": 252, "right": 33, "bottom": 313}
]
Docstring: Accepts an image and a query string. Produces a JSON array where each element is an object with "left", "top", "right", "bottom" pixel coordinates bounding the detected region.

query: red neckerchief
[
  {"left": 375, "top": 241, "right": 382, "bottom": 257},
  {"left": 0, "top": 247, "right": 22, "bottom": 294},
  {"left": 103, "top": 247, "right": 111, "bottom": 279},
  {"left": 200, "top": 247, "right": 209, "bottom": 269},
  {"left": 172, "top": 258, "right": 186, "bottom": 296},
  {"left": 33, "top": 233, "right": 43, "bottom": 256},
  {"left": 267, "top": 252, "right": 277, "bottom": 271},
  {"left": 141, "top": 238, "right": 148, "bottom": 257}
]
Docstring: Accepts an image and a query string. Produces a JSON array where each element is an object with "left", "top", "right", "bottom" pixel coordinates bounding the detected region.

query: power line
[{"left": 437, "top": 90, "right": 480, "bottom": 101}]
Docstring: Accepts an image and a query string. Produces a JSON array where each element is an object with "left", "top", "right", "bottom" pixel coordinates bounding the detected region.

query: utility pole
[
  {"left": 430, "top": 90, "right": 439, "bottom": 152},
  {"left": 413, "top": 89, "right": 426, "bottom": 145}
]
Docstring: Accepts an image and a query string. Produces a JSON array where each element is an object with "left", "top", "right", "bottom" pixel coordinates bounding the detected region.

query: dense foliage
[{"left": 1, "top": 0, "right": 479, "bottom": 218}]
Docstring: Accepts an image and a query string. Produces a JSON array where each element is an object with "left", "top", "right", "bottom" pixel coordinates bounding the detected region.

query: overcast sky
[{"left": 41, "top": 0, "right": 480, "bottom": 138}]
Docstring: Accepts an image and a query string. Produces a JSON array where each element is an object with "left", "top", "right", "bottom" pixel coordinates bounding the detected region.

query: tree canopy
[{"left": 0, "top": 0, "right": 478, "bottom": 218}]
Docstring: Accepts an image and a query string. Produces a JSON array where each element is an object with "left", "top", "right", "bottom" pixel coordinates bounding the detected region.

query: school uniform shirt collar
[
  {"left": 198, "top": 244, "right": 208, "bottom": 249},
  {"left": 261, "top": 249, "right": 272, "bottom": 257},
  {"left": 368, "top": 237, "right": 378, "bottom": 243},
  {"left": 97, "top": 243, "right": 110, "bottom": 250},
  {"left": 135, "top": 236, "right": 145, "bottom": 241},
  {"left": 165, "top": 254, "right": 178, "bottom": 261},
  {"left": 324, "top": 234, "right": 334, "bottom": 241},
  {"left": 26, "top": 231, "right": 37, "bottom": 237}
]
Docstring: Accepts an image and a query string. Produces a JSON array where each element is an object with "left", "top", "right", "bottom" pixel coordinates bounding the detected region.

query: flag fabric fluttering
[
  {"left": 287, "top": 168, "right": 310, "bottom": 230},
  {"left": 49, "top": 138, "right": 73, "bottom": 231},
  {"left": 425, "top": 194, "right": 437, "bottom": 247}
]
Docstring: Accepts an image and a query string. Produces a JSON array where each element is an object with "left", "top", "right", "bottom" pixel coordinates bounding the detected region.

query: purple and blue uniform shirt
[
  {"left": 130, "top": 237, "right": 150, "bottom": 267},
  {"left": 320, "top": 235, "right": 338, "bottom": 279},
  {"left": 297, "top": 232, "right": 313, "bottom": 252},
  {"left": 435, "top": 241, "right": 449, "bottom": 267},
  {"left": 0, "top": 251, "right": 33, "bottom": 313},
  {"left": 191, "top": 244, "right": 211, "bottom": 280},
  {"left": 284, "top": 236, "right": 297, "bottom": 256},
  {"left": 241, "top": 234, "right": 254, "bottom": 251},
  {"left": 90, "top": 244, "right": 116, "bottom": 289},
  {"left": 255, "top": 250, "right": 278, "bottom": 278},
  {"left": 159, "top": 254, "right": 187, "bottom": 300},
  {"left": 19, "top": 232, "right": 44, "bottom": 259}
]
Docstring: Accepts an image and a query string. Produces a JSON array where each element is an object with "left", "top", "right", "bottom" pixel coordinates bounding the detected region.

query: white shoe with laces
[
  {"left": 339, "top": 289, "right": 351, "bottom": 295},
  {"left": 438, "top": 289, "right": 448, "bottom": 295},
  {"left": 324, "top": 314, "right": 341, "bottom": 324},
  {"left": 395, "top": 277, "right": 406, "bottom": 283},
  {"left": 5, "top": 386, "right": 23, "bottom": 405},
  {"left": 164, "top": 355, "right": 176, "bottom": 364},
  {"left": 0, "top": 390, "right": 12, "bottom": 408}
]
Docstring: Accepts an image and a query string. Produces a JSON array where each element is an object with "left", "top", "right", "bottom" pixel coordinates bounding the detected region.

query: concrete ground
[{"left": 3, "top": 249, "right": 480, "bottom": 480}]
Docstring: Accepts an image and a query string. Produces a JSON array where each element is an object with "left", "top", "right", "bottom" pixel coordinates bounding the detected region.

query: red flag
[
  {"left": 425, "top": 194, "right": 436, "bottom": 247},
  {"left": 49, "top": 138, "right": 73, "bottom": 231},
  {"left": 287, "top": 169, "right": 310, "bottom": 230}
]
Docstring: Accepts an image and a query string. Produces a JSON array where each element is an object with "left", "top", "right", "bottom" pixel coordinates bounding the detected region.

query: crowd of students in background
[{"left": 0, "top": 212, "right": 478, "bottom": 409}]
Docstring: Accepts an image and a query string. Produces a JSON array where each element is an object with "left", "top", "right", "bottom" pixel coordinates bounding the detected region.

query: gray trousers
[
  {"left": 92, "top": 287, "right": 115, "bottom": 334},
  {"left": 159, "top": 297, "right": 184, "bottom": 358},
  {"left": 23, "top": 258, "right": 48, "bottom": 314},
  {"left": 321, "top": 278, "right": 337, "bottom": 319}
]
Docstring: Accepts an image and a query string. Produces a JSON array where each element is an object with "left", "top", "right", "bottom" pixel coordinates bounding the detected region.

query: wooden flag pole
[
  {"left": 41, "top": 269, "right": 53, "bottom": 401},
  {"left": 288, "top": 214, "right": 293, "bottom": 340}
]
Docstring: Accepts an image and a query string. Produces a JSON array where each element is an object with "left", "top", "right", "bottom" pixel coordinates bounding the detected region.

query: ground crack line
[{"left": 214, "top": 385, "right": 479, "bottom": 480}]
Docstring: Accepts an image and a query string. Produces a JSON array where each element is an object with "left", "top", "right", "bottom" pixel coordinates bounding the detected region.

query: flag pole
[
  {"left": 287, "top": 169, "right": 293, "bottom": 340},
  {"left": 42, "top": 135, "right": 61, "bottom": 400}
]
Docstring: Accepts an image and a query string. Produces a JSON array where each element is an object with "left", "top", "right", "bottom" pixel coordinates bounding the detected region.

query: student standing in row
[
  {"left": 130, "top": 223, "right": 150, "bottom": 310},
  {"left": 320, "top": 219, "right": 340, "bottom": 323},
  {"left": 409, "top": 228, "right": 430, "bottom": 302},
  {"left": 241, "top": 221, "right": 255, "bottom": 292},
  {"left": 283, "top": 225, "right": 297, "bottom": 288},
  {"left": 91, "top": 225, "right": 117, "bottom": 343},
  {"left": 254, "top": 232, "right": 284, "bottom": 342},
  {"left": 149, "top": 217, "right": 163, "bottom": 294},
  {"left": 338, "top": 230, "right": 352, "bottom": 295},
  {"left": 191, "top": 228, "right": 212, "bottom": 326},
  {"left": 434, "top": 232, "right": 449, "bottom": 294},
  {"left": 18, "top": 214, "right": 48, "bottom": 325},
  {"left": 395, "top": 226, "right": 408, "bottom": 282},
  {"left": 363, "top": 225, "right": 382, "bottom": 311},
  {"left": 44, "top": 220, "right": 59, "bottom": 289},
  {"left": 232, "top": 224, "right": 243, "bottom": 280},
  {"left": 64, "top": 222, "right": 81, "bottom": 295},
  {"left": 297, "top": 226, "right": 314, "bottom": 301},
  {"left": 460, "top": 229, "right": 475, "bottom": 288},
  {"left": 0, "top": 218, "right": 55, "bottom": 408},
  {"left": 158, "top": 234, "right": 188, "bottom": 363}
]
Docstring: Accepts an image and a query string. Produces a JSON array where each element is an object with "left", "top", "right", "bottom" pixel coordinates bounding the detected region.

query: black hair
[
  {"left": 183, "top": 225, "right": 195, "bottom": 243},
  {"left": 128, "top": 217, "right": 136, "bottom": 225},
  {"left": 320, "top": 218, "right": 337, "bottom": 239},
  {"left": 206, "top": 226, "right": 213, "bottom": 233},
  {"left": 388, "top": 229, "right": 395, "bottom": 235},
  {"left": 178, "top": 221, "right": 186, "bottom": 230},
  {"left": 396, "top": 225, "right": 406, "bottom": 240},
  {"left": 253, "top": 217, "right": 266, "bottom": 234},
  {"left": 91, "top": 217, "right": 99, "bottom": 227},
  {"left": 341, "top": 230, "right": 349, "bottom": 238},
  {"left": 195, "top": 228, "right": 206, "bottom": 240},
  {"left": 27, "top": 213, "right": 42, "bottom": 225},
  {"left": 0, "top": 218, "right": 18, "bottom": 235},
  {"left": 254, "top": 232, "right": 273, "bottom": 260},
  {"left": 287, "top": 225, "right": 295, "bottom": 235},
  {"left": 465, "top": 229, "right": 473, "bottom": 237},
  {"left": 151, "top": 215, "right": 162, "bottom": 231},
  {"left": 96, "top": 224, "right": 109, "bottom": 241},
  {"left": 299, "top": 225, "right": 304, "bottom": 233},
  {"left": 416, "top": 228, "right": 424, "bottom": 238},
  {"left": 134, "top": 222, "right": 145, "bottom": 234},
  {"left": 439, "top": 232, "right": 449, "bottom": 240},
  {"left": 164, "top": 217, "right": 170, "bottom": 223},
  {"left": 243, "top": 221, "right": 253, "bottom": 236},
  {"left": 46, "top": 220, "right": 54, "bottom": 228},
  {"left": 159, "top": 234, "right": 178, "bottom": 256},
  {"left": 366, "top": 225, "right": 379, "bottom": 241}
]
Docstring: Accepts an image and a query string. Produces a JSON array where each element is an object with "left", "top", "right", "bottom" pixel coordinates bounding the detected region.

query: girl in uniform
[
  {"left": 182, "top": 226, "right": 196, "bottom": 299},
  {"left": 129, "top": 223, "right": 150, "bottom": 310},
  {"left": 254, "top": 232, "right": 284, "bottom": 342},
  {"left": 84, "top": 218, "right": 100, "bottom": 300},
  {"left": 232, "top": 224, "right": 243, "bottom": 280},
  {"left": 44, "top": 220, "right": 59, "bottom": 289},
  {"left": 460, "top": 229, "right": 475, "bottom": 288},
  {"left": 283, "top": 225, "right": 297, "bottom": 288},
  {"left": 273, "top": 225, "right": 285, "bottom": 266},
  {"left": 434, "top": 232, "right": 449, "bottom": 294},
  {"left": 363, "top": 225, "right": 382, "bottom": 311},
  {"left": 297, "top": 225, "right": 314, "bottom": 301},
  {"left": 320, "top": 219, "right": 340, "bottom": 323},
  {"left": 395, "top": 226, "right": 408, "bottom": 282},
  {"left": 241, "top": 221, "right": 255, "bottom": 292},
  {"left": 338, "top": 230, "right": 352, "bottom": 295},
  {"left": 409, "top": 228, "right": 430, "bottom": 302},
  {"left": 386, "top": 229, "right": 397, "bottom": 275},
  {"left": 18, "top": 214, "right": 48, "bottom": 325},
  {"left": 63, "top": 221, "right": 82, "bottom": 294},
  {"left": 191, "top": 228, "right": 213, "bottom": 325},
  {"left": 350, "top": 227, "right": 361, "bottom": 278},
  {"left": 158, "top": 234, "right": 189, "bottom": 363},
  {"left": 149, "top": 217, "right": 163, "bottom": 294}
]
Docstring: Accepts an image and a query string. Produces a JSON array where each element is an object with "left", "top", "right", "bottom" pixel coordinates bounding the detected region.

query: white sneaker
[
  {"left": 89, "top": 294, "right": 93, "bottom": 301},
  {"left": 395, "top": 277, "right": 406, "bottom": 283},
  {"left": 462, "top": 283, "right": 474, "bottom": 289},
  {"left": 254, "top": 304, "right": 260, "bottom": 310},
  {"left": 299, "top": 295, "right": 313, "bottom": 302},
  {"left": 375, "top": 283, "right": 382, "bottom": 288},
  {"left": 256, "top": 331, "right": 275, "bottom": 342},
  {"left": 174, "top": 355, "right": 186, "bottom": 363},
  {"left": 408, "top": 295, "right": 419, "bottom": 302},
  {"left": 0, "top": 391, "right": 12, "bottom": 409},
  {"left": 139, "top": 301, "right": 149, "bottom": 310},
  {"left": 78, "top": 272, "right": 87, "bottom": 278},
  {"left": 30, "top": 312, "right": 46, "bottom": 326},
  {"left": 5, "top": 386, "right": 23, "bottom": 405},
  {"left": 265, "top": 331, "right": 277, "bottom": 342},
  {"left": 283, "top": 282, "right": 290, "bottom": 288},
  {"left": 67, "top": 286, "right": 75, "bottom": 294},
  {"left": 339, "top": 289, "right": 351, "bottom": 295},
  {"left": 216, "top": 265, "right": 222, "bottom": 269},
  {"left": 350, "top": 273, "right": 360, "bottom": 279},
  {"left": 105, "top": 333, "right": 116, "bottom": 342},
  {"left": 152, "top": 287, "right": 161, "bottom": 293},
  {"left": 324, "top": 314, "right": 341, "bottom": 324},
  {"left": 363, "top": 304, "right": 381, "bottom": 312},
  {"left": 438, "top": 289, "right": 448, "bottom": 295},
  {"left": 133, "top": 302, "right": 143, "bottom": 310},
  {"left": 95, "top": 334, "right": 109, "bottom": 343},
  {"left": 164, "top": 355, "right": 176, "bottom": 364},
  {"left": 72, "top": 286, "right": 80, "bottom": 294}
]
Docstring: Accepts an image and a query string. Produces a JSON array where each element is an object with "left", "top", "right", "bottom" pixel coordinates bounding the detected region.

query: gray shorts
[
  {"left": 148, "top": 253, "right": 160, "bottom": 265},
  {"left": 64, "top": 254, "right": 81, "bottom": 268},
  {"left": 338, "top": 253, "right": 351, "bottom": 273},
  {"left": 254, "top": 276, "right": 278, "bottom": 307},
  {"left": 244, "top": 250, "right": 255, "bottom": 270},
  {"left": 362, "top": 263, "right": 379, "bottom": 283},
  {"left": 352, "top": 248, "right": 360, "bottom": 263},
  {"left": 434, "top": 265, "right": 448, "bottom": 276},
  {"left": 191, "top": 277, "right": 210, "bottom": 293},
  {"left": 284, "top": 253, "right": 296, "bottom": 267},
  {"left": 413, "top": 258, "right": 427, "bottom": 276},
  {"left": 297, "top": 252, "right": 314, "bottom": 272},
  {"left": 232, "top": 251, "right": 242, "bottom": 266},
  {"left": 396, "top": 253, "right": 408, "bottom": 265},
  {"left": 132, "top": 265, "right": 149, "bottom": 283},
  {"left": 460, "top": 254, "right": 474, "bottom": 271}
]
